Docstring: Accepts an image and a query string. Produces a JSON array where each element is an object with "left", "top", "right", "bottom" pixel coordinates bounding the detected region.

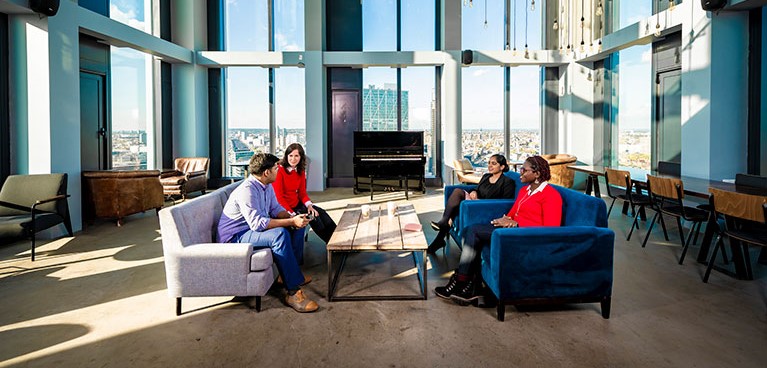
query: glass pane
[
  {"left": 275, "top": 68, "right": 306, "bottom": 155},
  {"left": 225, "top": 68, "right": 269, "bottom": 176},
  {"left": 617, "top": 46, "right": 652, "bottom": 169},
  {"left": 619, "top": 0, "right": 652, "bottom": 29},
  {"left": 510, "top": 0, "right": 542, "bottom": 51},
  {"left": 225, "top": 0, "right": 269, "bottom": 51},
  {"left": 274, "top": 0, "right": 305, "bottom": 51},
  {"left": 509, "top": 66, "right": 541, "bottom": 162},
  {"left": 110, "top": 47, "right": 154, "bottom": 170},
  {"left": 462, "top": 66, "right": 504, "bottom": 167},
  {"left": 110, "top": 0, "right": 150, "bottom": 33},
  {"left": 363, "top": 0, "right": 396, "bottom": 51},
  {"left": 402, "top": 67, "right": 436, "bottom": 177},
  {"left": 401, "top": 0, "right": 435, "bottom": 51},
  {"left": 362, "top": 68, "right": 398, "bottom": 131},
  {"left": 462, "top": 0, "right": 504, "bottom": 50}
]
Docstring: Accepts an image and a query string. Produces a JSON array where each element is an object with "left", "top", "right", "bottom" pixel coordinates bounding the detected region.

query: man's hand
[{"left": 292, "top": 213, "right": 310, "bottom": 228}]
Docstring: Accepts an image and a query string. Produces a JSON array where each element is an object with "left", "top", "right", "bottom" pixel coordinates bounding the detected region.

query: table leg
[
  {"left": 327, "top": 251, "right": 333, "bottom": 301},
  {"left": 369, "top": 176, "right": 374, "bottom": 200},
  {"left": 422, "top": 250, "right": 428, "bottom": 299},
  {"left": 592, "top": 174, "right": 601, "bottom": 198},
  {"left": 584, "top": 175, "right": 593, "bottom": 196},
  {"left": 405, "top": 176, "right": 409, "bottom": 200},
  {"left": 696, "top": 211, "right": 718, "bottom": 264}
]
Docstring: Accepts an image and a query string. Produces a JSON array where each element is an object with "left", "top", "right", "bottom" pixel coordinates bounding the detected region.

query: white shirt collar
[{"left": 526, "top": 181, "right": 548, "bottom": 196}]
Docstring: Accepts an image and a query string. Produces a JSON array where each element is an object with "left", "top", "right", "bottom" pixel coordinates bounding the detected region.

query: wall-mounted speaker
[
  {"left": 30, "top": 0, "right": 60, "bottom": 17},
  {"left": 461, "top": 50, "right": 473, "bottom": 65},
  {"left": 701, "top": 0, "right": 727, "bottom": 11}
]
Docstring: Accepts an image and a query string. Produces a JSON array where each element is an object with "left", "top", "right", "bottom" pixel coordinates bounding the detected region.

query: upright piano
[{"left": 353, "top": 131, "right": 426, "bottom": 199}]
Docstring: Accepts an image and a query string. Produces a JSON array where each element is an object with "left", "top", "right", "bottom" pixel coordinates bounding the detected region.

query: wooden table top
[
  {"left": 327, "top": 203, "right": 427, "bottom": 251},
  {"left": 568, "top": 165, "right": 767, "bottom": 199}
]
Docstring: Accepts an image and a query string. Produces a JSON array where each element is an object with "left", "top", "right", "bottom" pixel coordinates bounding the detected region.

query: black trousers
[
  {"left": 293, "top": 202, "right": 337, "bottom": 244},
  {"left": 457, "top": 223, "right": 496, "bottom": 276}
]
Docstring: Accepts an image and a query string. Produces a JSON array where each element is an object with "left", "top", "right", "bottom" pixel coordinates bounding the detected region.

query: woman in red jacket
[
  {"left": 434, "top": 155, "right": 563, "bottom": 305},
  {"left": 273, "top": 143, "right": 337, "bottom": 245}
]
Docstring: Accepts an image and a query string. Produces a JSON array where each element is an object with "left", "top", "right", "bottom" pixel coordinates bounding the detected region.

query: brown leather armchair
[
  {"left": 160, "top": 158, "right": 210, "bottom": 199},
  {"left": 540, "top": 153, "right": 578, "bottom": 188},
  {"left": 82, "top": 170, "right": 164, "bottom": 226},
  {"left": 452, "top": 158, "right": 483, "bottom": 185}
]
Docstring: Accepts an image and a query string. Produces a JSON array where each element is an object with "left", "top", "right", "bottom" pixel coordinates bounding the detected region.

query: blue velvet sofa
[
  {"left": 444, "top": 171, "right": 523, "bottom": 248},
  {"left": 458, "top": 185, "right": 615, "bottom": 321}
]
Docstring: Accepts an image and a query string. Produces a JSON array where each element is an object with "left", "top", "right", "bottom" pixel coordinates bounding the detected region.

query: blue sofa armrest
[
  {"left": 448, "top": 199, "right": 515, "bottom": 247},
  {"left": 481, "top": 226, "right": 615, "bottom": 301},
  {"left": 444, "top": 184, "right": 477, "bottom": 207}
]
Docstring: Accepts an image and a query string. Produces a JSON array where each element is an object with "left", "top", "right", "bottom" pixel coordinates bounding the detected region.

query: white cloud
[{"left": 110, "top": 4, "right": 147, "bottom": 32}]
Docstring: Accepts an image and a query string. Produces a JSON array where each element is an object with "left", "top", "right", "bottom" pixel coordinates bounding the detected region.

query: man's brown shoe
[
  {"left": 284, "top": 289, "right": 319, "bottom": 313},
  {"left": 276, "top": 275, "right": 312, "bottom": 287}
]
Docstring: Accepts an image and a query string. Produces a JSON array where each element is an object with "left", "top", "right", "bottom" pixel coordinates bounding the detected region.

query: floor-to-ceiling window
[
  {"left": 616, "top": 46, "right": 652, "bottom": 169},
  {"left": 401, "top": 67, "right": 437, "bottom": 177},
  {"left": 363, "top": 68, "right": 398, "bottom": 131},
  {"left": 223, "top": 0, "right": 305, "bottom": 176},
  {"left": 362, "top": 0, "right": 396, "bottom": 51},
  {"left": 108, "top": 0, "right": 154, "bottom": 170}
]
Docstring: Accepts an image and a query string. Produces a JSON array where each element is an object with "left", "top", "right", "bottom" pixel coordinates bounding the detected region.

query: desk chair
[
  {"left": 604, "top": 168, "right": 652, "bottom": 240},
  {"left": 704, "top": 188, "right": 767, "bottom": 283},
  {"left": 642, "top": 175, "right": 709, "bottom": 264},
  {"left": 657, "top": 161, "right": 681, "bottom": 176}
]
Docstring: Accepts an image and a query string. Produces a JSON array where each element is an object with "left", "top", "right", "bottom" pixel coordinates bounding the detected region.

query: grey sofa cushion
[{"left": 250, "top": 249, "right": 273, "bottom": 271}]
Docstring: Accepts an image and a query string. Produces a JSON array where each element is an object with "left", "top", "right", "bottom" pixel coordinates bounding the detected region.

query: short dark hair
[
  {"left": 249, "top": 153, "right": 280, "bottom": 176},
  {"left": 525, "top": 155, "right": 552, "bottom": 182},
  {"left": 280, "top": 143, "right": 307, "bottom": 174},
  {"left": 491, "top": 154, "right": 510, "bottom": 172}
]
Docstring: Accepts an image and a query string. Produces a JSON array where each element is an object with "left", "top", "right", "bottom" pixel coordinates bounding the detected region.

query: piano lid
[{"left": 353, "top": 131, "right": 424, "bottom": 155}]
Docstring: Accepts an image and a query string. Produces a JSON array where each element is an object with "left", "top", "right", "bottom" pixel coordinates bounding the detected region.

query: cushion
[{"left": 250, "top": 249, "right": 273, "bottom": 271}]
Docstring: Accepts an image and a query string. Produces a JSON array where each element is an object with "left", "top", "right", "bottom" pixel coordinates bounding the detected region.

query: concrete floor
[{"left": 1, "top": 187, "right": 766, "bottom": 367}]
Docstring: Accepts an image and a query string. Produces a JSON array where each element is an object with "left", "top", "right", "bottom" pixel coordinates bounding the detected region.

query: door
[
  {"left": 656, "top": 70, "right": 682, "bottom": 164},
  {"left": 80, "top": 71, "right": 108, "bottom": 171},
  {"left": 330, "top": 90, "right": 360, "bottom": 180}
]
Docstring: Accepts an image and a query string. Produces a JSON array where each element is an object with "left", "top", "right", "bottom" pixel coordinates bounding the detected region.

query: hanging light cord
[
  {"left": 513, "top": 0, "right": 517, "bottom": 51},
  {"left": 524, "top": 0, "right": 528, "bottom": 50}
]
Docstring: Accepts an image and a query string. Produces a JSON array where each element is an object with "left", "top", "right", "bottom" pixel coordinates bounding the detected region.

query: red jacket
[
  {"left": 272, "top": 166, "right": 311, "bottom": 211},
  {"left": 506, "top": 183, "right": 563, "bottom": 227}
]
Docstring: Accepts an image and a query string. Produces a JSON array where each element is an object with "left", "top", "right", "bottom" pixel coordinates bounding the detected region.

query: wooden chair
[
  {"left": 604, "top": 168, "right": 652, "bottom": 240},
  {"left": 642, "top": 175, "right": 709, "bottom": 264},
  {"left": 703, "top": 188, "right": 767, "bottom": 282},
  {"left": 452, "top": 158, "right": 482, "bottom": 185}
]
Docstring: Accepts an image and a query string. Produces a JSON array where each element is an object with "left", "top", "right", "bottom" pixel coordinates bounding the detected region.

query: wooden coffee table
[{"left": 326, "top": 203, "right": 428, "bottom": 301}]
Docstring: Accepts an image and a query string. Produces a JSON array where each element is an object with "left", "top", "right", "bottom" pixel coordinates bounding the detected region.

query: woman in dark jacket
[{"left": 428, "top": 154, "right": 516, "bottom": 253}]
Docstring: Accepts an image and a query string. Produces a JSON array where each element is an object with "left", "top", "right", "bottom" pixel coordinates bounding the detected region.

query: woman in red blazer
[
  {"left": 273, "top": 143, "right": 337, "bottom": 244},
  {"left": 435, "top": 155, "right": 563, "bottom": 305}
]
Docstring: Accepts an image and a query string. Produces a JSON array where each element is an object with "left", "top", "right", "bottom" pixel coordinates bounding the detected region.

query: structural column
[
  {"left": 441, "top": 0, "right": 461, "bottom": 177},
  {"left": 304, "top": 0, "right": 326, "bottom": 191}
]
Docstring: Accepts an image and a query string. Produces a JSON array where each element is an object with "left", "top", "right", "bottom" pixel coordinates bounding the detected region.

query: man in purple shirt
[{"left": 217, "top": 153, "right": 317, "bottom": 313}]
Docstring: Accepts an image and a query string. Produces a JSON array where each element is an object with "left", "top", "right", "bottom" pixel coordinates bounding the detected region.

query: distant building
[{"left": 362, "top": 84, "right": 409, "bottom": 131}]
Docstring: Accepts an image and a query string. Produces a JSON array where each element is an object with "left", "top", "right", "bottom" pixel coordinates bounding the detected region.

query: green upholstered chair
[{"left": 0, "top": 174, "right": 72, "bottom": 261}]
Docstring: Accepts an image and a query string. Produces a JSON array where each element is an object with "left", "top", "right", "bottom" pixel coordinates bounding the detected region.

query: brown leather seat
[
  {"left": 160, "top": 157, "right": 210, "bottom": 199},
  {"left": 540, "top": 154, "right": 577, "bottom": 188},
  {"left": 452, "top": 158, "right": 483, "bottom": 185},
  {"left": 82, "top": 170, "right": 164, "bottom": 226}
]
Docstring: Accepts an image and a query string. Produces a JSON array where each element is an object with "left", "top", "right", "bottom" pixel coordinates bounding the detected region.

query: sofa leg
[
  {"left": 600, "top": 297, "right": 611, "bottom": 319},
  {"left": 176, "top": 297, "right": 182, "bottom": 316},
  {"left": 496, "top": 301, "right": 505, "bottom": 321},
  {"left": 247, "top": 296, "right": 261, "bottom": 312}
]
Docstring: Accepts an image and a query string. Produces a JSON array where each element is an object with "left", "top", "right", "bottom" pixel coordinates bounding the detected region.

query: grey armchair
[
  {"left": 158, "top": 181, "right": 276, "bottom": 315},
  {"left": 0, "top": 173, "right": 73, "bottom": 261}
]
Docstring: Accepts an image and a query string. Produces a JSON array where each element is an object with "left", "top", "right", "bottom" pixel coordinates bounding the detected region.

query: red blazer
[
  {"left": 272, "top": 166, "right": 311, "bottom": 211},
  {"left": 506, "top": 184, "right": 563, "bottom": 227}
]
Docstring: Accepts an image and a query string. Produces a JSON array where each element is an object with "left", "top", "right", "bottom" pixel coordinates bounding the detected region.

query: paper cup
[{"left": 361, "top": 204, "right": 371, "bottom": 218}]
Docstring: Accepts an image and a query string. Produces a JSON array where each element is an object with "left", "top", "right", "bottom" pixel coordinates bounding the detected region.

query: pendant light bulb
[
  {"left": 553, "top": 20, "right": 559, "bottom": 31},
  {"left": 654, "top": 22, "right": 662, "bottom": 37},
  {"left": 580, "top": 41, "right": 585, "bottom": 53},
  {"left": 530, "top": 0, "right": 535, "bottom": 12},
  {"left": 484, "top": 20, "right": 488, "bottom": 29},
  {"left": 559, "top": 45, "right": 564, "bottom": 55},
  {"left": 512, "top": 47, "right": 517, "bottom": 56},
  {"left": 669, "top": 1, "right": 676, "bottom": 11},
  {"left": 581, "top": 17, "right": 585, "bottom": 28},
  {"left": 595, "top": 2, "right": 603, "bottom": 16},
  {"left": 598, "top": 40, "right": 602, "bottom": 52}
]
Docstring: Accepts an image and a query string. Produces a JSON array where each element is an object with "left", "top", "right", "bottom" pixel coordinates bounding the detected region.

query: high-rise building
[{"left": 362, "top": 83, "right": 408, "bottom": 131}]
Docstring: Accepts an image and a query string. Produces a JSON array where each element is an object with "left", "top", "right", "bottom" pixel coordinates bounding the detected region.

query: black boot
[
  {"left": 449, "top": 277, "right": 480, "bottom": 306},
  {"left": 427, "top": 228, "right": 450, "bottom": 254},
  {"left": 434, "top": 273, "right": 460, "bottom": 299}
]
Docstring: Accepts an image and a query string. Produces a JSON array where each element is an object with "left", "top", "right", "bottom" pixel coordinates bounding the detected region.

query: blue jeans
[{"left": 237, "top": 227, "right": 306, "bottom": 290}]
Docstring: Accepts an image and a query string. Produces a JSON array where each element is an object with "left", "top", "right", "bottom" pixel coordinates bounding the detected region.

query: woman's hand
[
  {"left": 307, "top": 204, "right": 319, "bottom": 218},
  {"left": 468, "top": 191, "right": 478, "bottom": 200},
  {"left": 491, "top": 215, "right": 518, "bottom": 228}
]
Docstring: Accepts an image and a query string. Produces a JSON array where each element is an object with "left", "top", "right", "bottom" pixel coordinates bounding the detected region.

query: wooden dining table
[{"left": 568, "top": 164, "right": 767, "bottom": 279}]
